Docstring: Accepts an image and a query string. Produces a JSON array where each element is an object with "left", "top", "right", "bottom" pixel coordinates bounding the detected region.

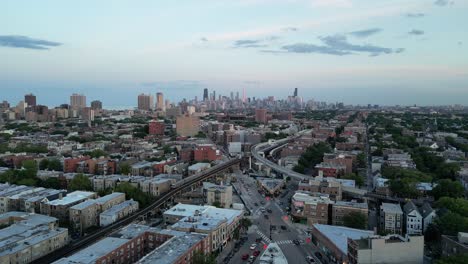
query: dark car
[
  {"left": 315, "top": 252, "right": 323, "bottom": 259},
  {"left": 254, "top": 203, "right": 259, "bottom": 206},
  {"left": 256, "top": 237, "right": 262, "bottom": 243},
  {"left": 267, "top": 209, "right": 272, "bottom": 213},
  {"left": 264, "top": 215, "right": 269, "bottom": 219},
  {"left": 293, "top": 239, "right": 300, "bottom": 245},
  {"left": 242, "top": 254, "right": 249, "bottom": 260},
  {"left": 280, "top": 225, "right": 287, "bottom": 230},
  {"left": 253, "top": 250, "right": 261, "bottom": 257}
]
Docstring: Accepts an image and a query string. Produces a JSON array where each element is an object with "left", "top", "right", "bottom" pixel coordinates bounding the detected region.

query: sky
[{"left": 1, "top": 0, "right": 467, "bottom": 107}]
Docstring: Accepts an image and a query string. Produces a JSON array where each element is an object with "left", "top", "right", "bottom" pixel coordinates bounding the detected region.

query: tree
[
  {"left": 240, "top": 218, "right": 252, "bottom": 229},
  {"left": 431, "top": 179, "right": 464, "bottom": 200},
  {"left": 119, "top": 162, "right": 131, "bottom": 175},
  {"left": 22, "top": 160, "right": 38, "bottom": 178},
  {"left": 343, "top": 212, "right": 367, "bottom": 229},
  {"left": 115, "top": 182, "right": 151, "bottom": 207},
  {"left": 39, "top": 159, "right": 49, "bottom": 170},
  {"left": 435, "top": 211, "right": 468, "bottom": 235},
  {"left": 212, "top": 201, "right": 222, "bottom": 208},
  {"left": 48, "top": 158, "right": 63, "bottom": 171},
  {"left": 343, "top": 173, "right": 365, "bottom": 188},
  {"left": 40, "top": 177, "right": 61, "bottom": 189},
  {"left": 69, "top": 174, "right": 93, "bottom": 191},
  {"left": 84, "top": 149, "right": 108, "bottom": 158},
  {"left": 435, "top": 254, "right": 468, "bottom": 264},
  {"left": 435, "top": 197, "right": 468, "bottom": 217},
  {"left": 356, "top": 153, "right": 367, "bottom": 168},
  {"left": 435, "top": 163, "right": 460, "bottom": 181}
]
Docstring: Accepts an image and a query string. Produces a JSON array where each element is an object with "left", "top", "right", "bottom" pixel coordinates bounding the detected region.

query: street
[{"left": 223, "top": 173, "right": 323, "bottom": 264}]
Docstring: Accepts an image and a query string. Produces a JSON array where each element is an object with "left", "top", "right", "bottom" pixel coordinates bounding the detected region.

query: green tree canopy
[
  {"left": 343, "top": 211, "right": 367, "bottom": 229},
  {"left": 84, "top": 149, "right": 108, "bottom": 158},
  {"left": 431, "top": 179, "right": 464, "bottom": 200},
  {"left": 435, "top": 254, "right": 468, "bottom": 264},
  {"left": 115, "top": 182, "right": 151, "bottom": 207},
  {"left": 119, "top": 162, "right": 131, "bottom": 175},
  {"left": 435, "top": 211, "right": 468, "bottom": 235},
  {"left": 435, "top": 197, "right": 468, "bottom": 218},
  {"left": 69, "top": 174, "right": 93, "bottom": 191}
]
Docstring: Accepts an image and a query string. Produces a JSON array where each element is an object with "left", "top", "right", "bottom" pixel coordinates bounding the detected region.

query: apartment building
[
  {"left": 348, "top": 234, "right": 424, "bottom": 264},
  {"left": 140, "top": 177, "right": 176, "bottom": 197},
  {"left": 54, "top": 224, "right": 208, "bottom": 264},
  {"left": 176, "top": 115, "right": 200, "bottom": 137},
  {"left": 310, "top": 224, "right": 374, "bottom": 264},
  {"left": 188, "top": 163, "right": 211, "bottom": 176},
  {"left": 0, "top": 184, "right": 66, "bottom": 214},
  {"left": 40, "top": 191, "right": 96, "bottom": 223},
  {"left": 291, "top": 192, "right": 334, "bottom": 225},
  {"left": 0, "top": 212, "right": 68, "bottom": 264},
  {"left": 298, "top": 178, "right": 342, "bottom": 201},
  {"left": 100, "top": 199, "right": 139, "bottom": 227},
  {"left": 380, "top": 203, "right": 403, "bottom": 235},
  {"left": 403, "top": 201, "right": 423, "bottom": 235},
  {"left": 203, "top": 182, "right": 233, "bottom": 208},
  {"left": 70, "top": 192, "right": 125, "bottom": 233},
  {"left": 194, "top": 144, "right": 222, "bottom": 162},
  {"left": 332, "top": 201, "right": 368, "bottom": 227}
]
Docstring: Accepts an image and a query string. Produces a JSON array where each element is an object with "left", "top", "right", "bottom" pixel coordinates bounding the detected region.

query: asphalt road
[{"left": 225, "top": 174, "right": 322, "bottom": 264}]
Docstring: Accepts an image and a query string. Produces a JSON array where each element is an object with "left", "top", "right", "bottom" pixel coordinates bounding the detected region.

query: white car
[
  {"left": 306, "top": 256, "right": 316, "bottom": 263},
  {"left": 250, "top": 243, "right": 257, "bottom": 250}
]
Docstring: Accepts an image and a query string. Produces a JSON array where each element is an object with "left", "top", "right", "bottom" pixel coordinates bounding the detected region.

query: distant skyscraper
[
  {"left": 138, "top": 93, "right": 153, "bottom": 111},
  {"left": 213, "top": 90, "right": 216, "bottom": 101},
  {"left": 70, "top": 93, "right": 86, "bottom": 110},
  {"left": 156, "top": 92, "right": 165, "bottom": 111},
  {"left": 236, "top": 92, "right": 239, "bottom": 101},
  {"left": 294, "top": 88, "right": 298, "bottom": 97},
  {"left": 203, "top": 88, "right": 209, "bottom": 101},
  {"left": 91, "top": 100, "right": 102, "bottom": 110},
  {"left": 24, "top": 94, "right": 36, "bottom": 107},
  {"left": 230, "top": 92, "right": 234, "bottom": 100}
]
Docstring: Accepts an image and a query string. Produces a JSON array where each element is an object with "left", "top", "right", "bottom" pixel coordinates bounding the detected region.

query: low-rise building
[
  {"left": 258, "top": 243, "right": 288, "bottom": 264},
  {"left": 0, "top": 212, "right": 68, "bottom": 264},
  {"left": 441, "top": 232, "right": 468, "bottom": 258},
  {"left": 310, "top": 224, "right": 374, "bottom": 264},
  {"left": 403, "top": 201, "right": 423, "bottom": 235},
  {"left": 298, "top": 177, "right": 342, "bottom": 201},
  {"left": 100, "top": 199, "right": 139, "bottom": 227},
  {"left": 420, "top": 203, "right": 436, "bottom": 232},
  {"left": 257, "top": 178, "right": 285, "bottom": 196},
  {"left": 291, "top": 192, "right": 334, "bottom": 225},
  {"left": 188, "top": 162, "right": 211, "bottom": 175},
  {"left": 380, "top": 203, "right": 403, "bottom": 235},
  {"left": 332, "top": 201, "right": 368, "bottom": 227},
  {"left": 40, "top": 191, "right": 96, "bottom": 223},
  {"left": 348, "top": 234, "right": 424, "bottom": 264},
  {"left": 203, "top": 182, "right": 233, "bottom": 208}
]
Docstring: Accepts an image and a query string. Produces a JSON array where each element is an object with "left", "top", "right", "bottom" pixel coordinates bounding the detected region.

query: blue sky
[{"left": 1, "top": 0, "right": 467, "bottom": 107}]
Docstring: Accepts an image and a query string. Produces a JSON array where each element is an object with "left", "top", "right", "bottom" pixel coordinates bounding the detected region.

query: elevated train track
[{"left": 33, "top": 158, "right": 240, "bottom": 264}]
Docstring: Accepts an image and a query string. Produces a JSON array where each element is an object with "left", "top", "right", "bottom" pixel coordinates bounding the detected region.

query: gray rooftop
[
  {"left": 313, "top": 224, "right": 374, "bottom": 255},
  {"left": 381, "top": 203, "right": 403, "bottom": 214}
]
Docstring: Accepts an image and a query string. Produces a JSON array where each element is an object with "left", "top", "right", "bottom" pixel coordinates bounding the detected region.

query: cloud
[
  {"left": 0, "top": 35, "right": 62, "bottom": 50},
  {"left": 406, "top": 13, "right": 425, "bottom": 18},
  {"left": 233, "top": 36, "right": 280, "bottom": 48},
  {"left": 279, "top": 34, "right": 402, "bottom": 56},
  {"left": 311, "top": 0, "right": 352, "bottom": 8},
  {"left": 434, "top": 0, "right": 454, "bottom": 6},
  {"left": 349, "top": 28, "right": 382, "bottom": 38},
  {"left": 282, "top": 27, "right": 298, "bottom": 32},
  {"left": 408, "top": 29, "right": 424, "bottom": 35},
  {"left": 200, "top": 37, "right": 208, "bottom": 42}
]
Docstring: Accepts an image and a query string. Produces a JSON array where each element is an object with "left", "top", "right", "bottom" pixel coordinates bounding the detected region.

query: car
[
  {"left": 306, "top": 256, "right": 316, "bottom": 263},
  {"left": 242, "top": 254, "right": 249, "bottom": 260},
  {"left": 280, "top": 225, "right": 287, "bottom": 230},
  {"left": 260, "top": 201, "right": 265, "bottom": 205},
  {"left": 264, "top": 214, "right": 269, "bottom": 219},
  {"left": 271, "top": 225, "right": 276, "bottom": 230},
  {"left": 315, "top": 252, "right": 323, "bottom": 259},
  {"left": 293, "top": 239, "right": 300, "bottom": 245},
  {"left": 256, "top": 237, "right": 262, "bottom": 242},
  {"left": 254, "top": 203, "right": 259, "bottom": 206},
  {"left": 250, "top": 243, "right": 257, "bottom": 250},
  {"left": 267, "top": 209, "right": 272, "bottom": 213},
  {"left": 253, "top": 250, "right": 261, "bottom": 256},
  {"left": 248, "top": 256, "right": 256, "bottom": 263}
]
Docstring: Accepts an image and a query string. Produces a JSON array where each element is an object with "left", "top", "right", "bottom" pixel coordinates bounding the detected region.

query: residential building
[
  {"left": 403, "top": 201, "right": 423, "bottom": 235},
  {"left": 310, "top": 224, "right": 374, "bottom": 264},
  {"left": 188, "top": 162, "right": 211, "bottom": 175},
  {"left": 441, "top": 232, "right": 468, "bottom": 257},
  {"left": 140, "top": 177, "right": 175, "bottom": 196},
  {"left": 420, "top": 203, "right": 436, "bottom": 232},
  {"left": 255, "top": 108, "right": 267, "bottom": 124},
  {"left": 194, "top": 144, "right": 222, "bottom": 162},
  {"left": 380, "top": 203, "right": 403, "bottom": 235},
  {"left": 24, "top": 93, "right": 36, "bottom": 107},
  {"left": 332, "top": 201, "right": 368, "bottom": 227},
  {"left": 148, "top": 120, "right": 165, "bottom": 136},
  {"left": 138, "top": 93, "right": 154, "bottom": 111},
  {"left": 90, "top": 100, "right": 102, "bottom": 110},
  {"left": 203, "top": 182, "right": 233, "bottom": 208},
  {"left": 348, "top": 234, "right": 424, "bottom": 264},
  {"left": 298, "top": 177, "right": 342, "bottom": 201},
  {"left": 176, "top": 115, "right": 200, "bottom": 137},
  {"left": 291, "top": 192, "right": 334, "bottom": 225},
  {"left": 0, "top": 212, "right": 68, "bottom": 264},
  {"left": 258, "top": 243, "right": 288, "bottom": 264},
  {"left": 100, "top": 199, "right": 139, "bottom": 227},
  {"left": 156, "top": 92, "right": 165, "bottom": 111},
  {"left": 70, "top": 93, "right": 86, "bottom": 110},
  {"left": 40, "top": 191, "right": 96, "bottom": 223}
]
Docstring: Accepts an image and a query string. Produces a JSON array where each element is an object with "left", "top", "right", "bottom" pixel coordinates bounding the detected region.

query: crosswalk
[
  {"left": 256, "top": 230, "right": 272, "bottom": 244},
  {"left": 275, "top": 240, "right": 294, "bottom": 245}
]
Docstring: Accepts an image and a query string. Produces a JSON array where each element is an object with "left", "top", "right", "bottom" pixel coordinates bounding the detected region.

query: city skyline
[{"left": 1, "top": 0, "right": 467, "bottom": 106}]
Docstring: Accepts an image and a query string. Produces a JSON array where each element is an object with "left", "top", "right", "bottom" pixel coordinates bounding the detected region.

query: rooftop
[
  {"left": 313, "top": 224, "right": 374, "bottom": 255},
  {"left": 53, "top": 237, "right": 128, "bottom": 264},
  {"left": 137, "top": 232, "right": 206, "bottom": 264},
  {"left": 70, "top": 199, "right": 97, "bottom": 211},
  {"left": 100, "top": 200, "right": 138, "bottom": 217},
  {"left": 258, "top": 243, "right": 288, "bottom": 264},
  {"left": 381, "top": 203, "right": 403, "bottom": 214},
  {"left": 46, "top": 191, "right": 95, "bottom": 206},
  {"left": 95, "top": 192, "right": 125, "bottom": 204}
]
